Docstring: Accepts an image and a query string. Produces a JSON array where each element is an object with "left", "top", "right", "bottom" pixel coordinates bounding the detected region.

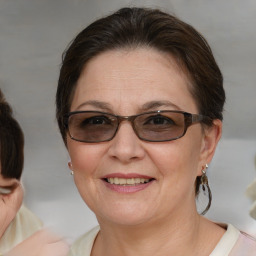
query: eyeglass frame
[{"left": 64, "top": 110, "right": 210, "bottom": 143}]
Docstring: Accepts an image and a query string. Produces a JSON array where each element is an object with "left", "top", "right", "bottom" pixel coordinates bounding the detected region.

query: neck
[{"left": 92, "top": 207, "right": 219, "bottom": 256}]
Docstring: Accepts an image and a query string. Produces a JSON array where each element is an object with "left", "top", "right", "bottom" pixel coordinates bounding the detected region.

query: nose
[{"left": 107, "top": 121, "right": 146, "bottom": 163}]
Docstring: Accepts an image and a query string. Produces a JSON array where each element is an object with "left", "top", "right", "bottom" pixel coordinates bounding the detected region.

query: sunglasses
[{"left": 64, "top": 110, "right": 209, "bottom": 143}]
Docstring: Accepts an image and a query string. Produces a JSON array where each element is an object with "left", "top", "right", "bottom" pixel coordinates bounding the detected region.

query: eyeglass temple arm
[
  {"left": 191, "top": 114, "right": 204, "bottom": 123},
  {"left": 191, "top": 114, "right": 212, "bottom": 125}
]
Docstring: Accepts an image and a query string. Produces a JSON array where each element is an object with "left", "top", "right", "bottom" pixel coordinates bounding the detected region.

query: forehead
[{"left": 71, "top": 48, "right": 197, "bottom": 113}]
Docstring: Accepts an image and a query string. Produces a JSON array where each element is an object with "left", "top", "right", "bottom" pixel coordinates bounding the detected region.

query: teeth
[
  {"left": 119, "top": 178, "right": 126, "bottom": 185},
  {"left": 106, "top": 177, "right": 150, "bottom": 185}
]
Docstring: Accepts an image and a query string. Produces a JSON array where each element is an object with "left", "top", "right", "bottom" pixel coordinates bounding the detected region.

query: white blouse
[{"left": 69, "top": 224, "right": 256, "bottom": 256}]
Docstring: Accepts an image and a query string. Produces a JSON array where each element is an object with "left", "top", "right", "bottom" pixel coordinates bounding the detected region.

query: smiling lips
[
  {"left": 102, "top": 174, "right": 155, "bottom": 193},
  {"left": 106, "top": 177, "right": 151, "bottom": 185}
]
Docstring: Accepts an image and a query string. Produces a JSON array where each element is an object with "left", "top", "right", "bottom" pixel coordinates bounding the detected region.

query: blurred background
[{"left": 0, "top": 0, "right": 255, "bottom": 242}]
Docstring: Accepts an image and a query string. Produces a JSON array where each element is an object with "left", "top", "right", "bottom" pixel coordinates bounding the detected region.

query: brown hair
[
  {"left": 0, "top": 89, "right": 24, "bottom": 180},
  {"left": 56, "top": 7, "right": 226, "bottom": 212},
  {"left": 57, "top": 7, "right": 225, "bottom": 142}
]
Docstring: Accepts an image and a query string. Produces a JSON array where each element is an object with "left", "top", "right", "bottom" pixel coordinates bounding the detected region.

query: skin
[
  {"left": 0, "top": 174, "right": 23, "bottom": 238},
  {"left": 67, "top": 47, "right": 224, "bottom": 256}
]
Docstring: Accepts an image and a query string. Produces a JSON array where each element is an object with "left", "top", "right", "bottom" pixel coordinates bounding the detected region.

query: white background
[{"left": 0, "top": 0, "right": 255, "bottom": 242}]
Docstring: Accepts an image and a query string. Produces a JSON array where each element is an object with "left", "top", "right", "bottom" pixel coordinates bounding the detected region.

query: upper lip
[{"left": 102, "top": 173, "right": 154, "bottom": 179}]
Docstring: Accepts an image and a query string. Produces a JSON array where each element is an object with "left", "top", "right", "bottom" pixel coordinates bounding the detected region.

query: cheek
[
  {"left": 147, "top": 132, "right": 203, "bottom": 181},
  {"left": 67, "top": 140, "right": 106, "bottom": 209},
  {"left": 67, "top": 139, "right": 105, "bottom": 176}
]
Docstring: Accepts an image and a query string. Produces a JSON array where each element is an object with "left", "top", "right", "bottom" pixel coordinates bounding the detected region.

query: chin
[
  {"left": 99, "top": 213, "right": 153, "bottom": 227},
  {"left": 95, "top": 202, "right": 156, "bottom": 227}
]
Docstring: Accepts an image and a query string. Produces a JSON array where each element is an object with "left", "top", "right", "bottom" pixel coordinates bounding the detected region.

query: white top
[
  {"left": 0, "top": 204, "right": 42, "bottom": 254},
  {"left": 68, "top": 224, "right": 256, "bottom": 256},
  {"left": 246, "top": 178, "right": 256, "bottom": 219}
]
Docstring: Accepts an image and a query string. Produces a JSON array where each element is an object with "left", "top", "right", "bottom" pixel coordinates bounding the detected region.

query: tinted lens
[
  {"left": 134, "top": 112, "right": 185, "bottom": 141},
  {"left": 68, "top": 112, "right": 117, "bottom": 142}
]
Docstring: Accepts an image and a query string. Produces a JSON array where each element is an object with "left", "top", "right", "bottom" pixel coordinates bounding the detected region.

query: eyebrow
[
  {"left": 76, "top": 100, "right": 113, "bottom": 112},
  {"left": 75, "top": 100, "right": 181, "bottom": 113},
  {"left": 140, "top": 100, "right": 181, "bottom": 112}
]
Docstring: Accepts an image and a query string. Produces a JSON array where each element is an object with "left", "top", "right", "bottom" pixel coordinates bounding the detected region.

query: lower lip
[{"left": 103, "top": 180, "right": 154, "bottom": 193}]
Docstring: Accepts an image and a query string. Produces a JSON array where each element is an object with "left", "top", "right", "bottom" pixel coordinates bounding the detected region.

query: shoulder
[
  {"left": 0, "top": 205, "right": 43, "bottom": 254},
  {"left": 14, "top": 204, "right": 43, "bottom": 228},
  {"left": 230, "top": 231, "right": 256, "bottom": 255},
  {"left": 211, "top": 223, "right": 256, "bottom": 256},
  {"left": 68, "top": 226, "right": 100, "bottom": 256}
]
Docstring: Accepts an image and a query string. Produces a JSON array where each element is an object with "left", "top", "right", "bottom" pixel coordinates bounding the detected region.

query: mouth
[{"left": 103, "top": 177, "right": 155, "bottom": 186}]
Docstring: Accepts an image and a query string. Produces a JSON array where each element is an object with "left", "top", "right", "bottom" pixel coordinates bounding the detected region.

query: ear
[
  {"left": 68, "top": 161, "right": 73, "bottom": 170},
  {"left": 197, "top": 119, "right": 222, "bottom": 175}
]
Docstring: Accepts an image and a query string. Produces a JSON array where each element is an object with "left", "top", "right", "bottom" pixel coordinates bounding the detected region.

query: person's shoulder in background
[{"left": 0, "top": 204, "right": 42, "bottom": 254}]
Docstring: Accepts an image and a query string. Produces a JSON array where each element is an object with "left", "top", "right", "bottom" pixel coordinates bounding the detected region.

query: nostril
[{"left": 107, "top": 122, "right": 146, "bottom": 162}]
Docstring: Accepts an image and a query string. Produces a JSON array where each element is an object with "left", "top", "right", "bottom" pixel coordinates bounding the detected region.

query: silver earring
[
  {"left": 68, "top": 162, "right": 74, "bottom": 176},
  {"left": 200, "top": 164, "right": 212, "bottom": 215}
]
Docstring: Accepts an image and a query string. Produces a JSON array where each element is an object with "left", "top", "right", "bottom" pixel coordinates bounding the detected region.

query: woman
[
  {"left": 0, "top": 89, "right": 68, "bottom": 255},
  {"left": 56, "top": 7, "right": 256, "bottom": 255}
]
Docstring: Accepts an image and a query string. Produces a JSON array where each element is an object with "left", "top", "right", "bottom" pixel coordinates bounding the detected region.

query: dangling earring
[
  {"left": 68, "top": 162, "right": 74, "bottom": 176},
  {"left": 201, "top": 164, "right": 209, "bottom": 193},
  {"left": 200, "top": 164, "right": 212, "bottom": 215}
]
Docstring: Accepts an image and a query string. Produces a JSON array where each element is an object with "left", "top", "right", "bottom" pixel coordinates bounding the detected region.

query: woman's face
[{"left": 67, "top": 48, "right": 219, "bottom": 226}]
